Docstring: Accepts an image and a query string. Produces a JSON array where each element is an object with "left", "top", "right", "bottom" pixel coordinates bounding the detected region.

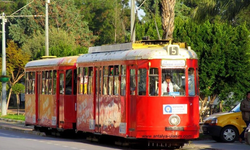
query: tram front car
[
  {"left": 76, "top": 40, "right": 200, "bottom": 148},
  {"left": 131, "top": 41, "right": 199, "bottom": 147}
]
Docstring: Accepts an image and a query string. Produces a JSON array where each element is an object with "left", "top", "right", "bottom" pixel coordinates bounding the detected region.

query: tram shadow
[{"left": 44, "top": 130, "right": 185, "bottom": 150}]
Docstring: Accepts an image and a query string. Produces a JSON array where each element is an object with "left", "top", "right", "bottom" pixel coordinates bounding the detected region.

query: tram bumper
[{"left": 202, "top": 124, "right": 222, "bottom": 137}]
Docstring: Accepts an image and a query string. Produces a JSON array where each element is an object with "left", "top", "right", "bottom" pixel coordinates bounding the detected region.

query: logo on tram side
[
  {"left": 163, "top": 104, "right": 187, "bottom": 114},
  {"left": 164, "top": 105, "right": 172, "bottom": 113}
]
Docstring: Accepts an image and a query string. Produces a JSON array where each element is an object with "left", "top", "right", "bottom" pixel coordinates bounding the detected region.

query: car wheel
[
  {"left": 212, "top": 136, "right": 222, "bottom": 142},
  {"left": 220, "top": 126, "right": 238, "bottom": 143}
]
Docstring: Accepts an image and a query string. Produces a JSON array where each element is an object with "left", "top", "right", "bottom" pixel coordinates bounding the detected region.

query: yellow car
[{"left": 202, "top": 103, "right": 246, "bottom": 142}]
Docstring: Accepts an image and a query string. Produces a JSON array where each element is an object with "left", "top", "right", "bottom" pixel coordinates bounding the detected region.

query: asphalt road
[
  {"left": 182, "top": 140, "right": 250, "bottom": 150},
  {"left": 0, "top": 119, "right": 249, "bottom": 150},
  {"left": 0, "top": 128, "right": 125, "bottom": 150}
]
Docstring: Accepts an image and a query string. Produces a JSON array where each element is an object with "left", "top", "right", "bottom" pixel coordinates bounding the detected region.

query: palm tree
[
  {"left": 193, "top": 0, "right": 250, "bottom": 22},
  {"left": 161, "top": 0, "right": 176, "bottom": 39}
]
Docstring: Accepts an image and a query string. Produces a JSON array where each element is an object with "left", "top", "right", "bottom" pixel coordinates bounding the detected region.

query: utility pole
[
  {"left": 131, "top": 0, "right": 135, "bottom": 43},
  {"left": 1, "top": 13, "right": 7, "bottom": 116},
  {"left": 45, "top": 0, "right": 50, "bottom": 56},
  {"left": 0, "top": 0, "right": 42, "bottom": 116}
]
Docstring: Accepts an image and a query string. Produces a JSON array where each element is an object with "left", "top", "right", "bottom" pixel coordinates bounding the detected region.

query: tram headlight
[{"left": 169, "top": 115, "right": 181, "bottom": 126}]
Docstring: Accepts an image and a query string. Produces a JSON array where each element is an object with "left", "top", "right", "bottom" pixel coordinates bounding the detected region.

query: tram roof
[
  {"left": 25, "top": 56, "right": 78, "bottom": 68},
  {"left": 77, "top": 42, "right": 198, "bottom": 63}
]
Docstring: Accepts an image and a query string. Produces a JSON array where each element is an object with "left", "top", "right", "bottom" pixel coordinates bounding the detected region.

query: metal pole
[
  {"left": 130, "top": 0, "right": 135, "bottom": 43},
  {"left": 1, "top": 12, "right": 7, "bottom": 116},
  {"left": 45, "top": 0, "right": 50, "bottom": 56}
]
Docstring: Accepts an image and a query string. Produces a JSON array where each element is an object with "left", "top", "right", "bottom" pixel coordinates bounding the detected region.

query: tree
[
  {"left": 79, "top": 0, "right": 131, "bottom": 45},
  {"left": 234, "top": 5, "right": 250, "bottom": 29},
  {"left": 0, "top": 40, "right": 30, "bottom": 111},
  {"left": 192, "top": 0, "right": 250, "bottom": 23},
  {"left": 8, "top": 0, "right": 96, "bottom": 50},
  {"left": 174, "top": 18, "right": 250, "bottom": 120},
  {"left": 0, "top": 0, "right": 27, "bottom": 15},
  {"left": 136, "top": 0, "right": 191, "bottom": 40},
  {"left": 22, "top": 27, "right": 88, "bottom": 59},
  {"left": 11, "top": 83, "right": 25, "bottom": 115}
]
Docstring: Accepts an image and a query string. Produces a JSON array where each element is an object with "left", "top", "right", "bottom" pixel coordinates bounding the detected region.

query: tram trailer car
[
  {"left": 25, "top": 40, "right": 199, "bottom": 148},
  {"left": 25, "top": 56, "right": 78, "bottom": 131}
]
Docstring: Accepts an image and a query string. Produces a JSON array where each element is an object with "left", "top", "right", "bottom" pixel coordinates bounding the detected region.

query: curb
[
  {"left": 0, "top": 118, "right": 46, "bottom": 136},
  {"left": 0, "top": 117, "right": 25, "bottom": 124}
]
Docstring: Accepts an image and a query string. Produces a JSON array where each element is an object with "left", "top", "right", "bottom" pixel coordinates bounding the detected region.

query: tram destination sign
[{"left": 161, "top": 60, "right": 185, "bottom": 67}]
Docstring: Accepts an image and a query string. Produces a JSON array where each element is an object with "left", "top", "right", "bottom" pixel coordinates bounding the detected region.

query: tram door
[
  {"left": 95, "top": 67, "right": 102, "bottom": 132},
  {"left": 128, "top": 66, "right": 137, "bottom": 136}
]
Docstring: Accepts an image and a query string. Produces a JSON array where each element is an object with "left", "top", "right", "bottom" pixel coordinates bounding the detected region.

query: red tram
[{"left": 25, "top": 40, "right": 199, "bottom": 148}]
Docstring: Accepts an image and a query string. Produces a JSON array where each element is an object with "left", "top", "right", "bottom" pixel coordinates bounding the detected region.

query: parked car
[{"left": 202, "top": 103, "right": 246, "bottom": 142}]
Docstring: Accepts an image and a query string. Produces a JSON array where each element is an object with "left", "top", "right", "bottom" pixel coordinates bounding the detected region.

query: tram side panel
[
  {"left": 188, "top": 96, "right": 200, "bottom": 133},
  {"left": 38, "top": 95, "right": 57, "bottom": 127},
  {"left": 77, "top": 94, "right": 95, "bottom": 132},
  {"left": 98, "top": 96, "right": 126, "bottom": 136},
  {"left": 25, "top": 94, "right": 37, "bottom": 125}
]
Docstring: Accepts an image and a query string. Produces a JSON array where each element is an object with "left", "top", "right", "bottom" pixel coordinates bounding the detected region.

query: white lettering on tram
[
  {"left": 161, "top": 60, "right": 185, "bottom": 67},
  {"left": 163, "top": 104, "right": 187, "bottom": 114}
]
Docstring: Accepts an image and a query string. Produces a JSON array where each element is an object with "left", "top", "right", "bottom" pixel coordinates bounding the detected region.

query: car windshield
[{"left": 230, "top": 103, "right": 240, "bottom": 112}]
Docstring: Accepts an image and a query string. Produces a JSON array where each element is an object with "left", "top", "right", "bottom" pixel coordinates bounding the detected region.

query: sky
[{"left": 129, "top": 0, "right": 145, "bottom": 20}]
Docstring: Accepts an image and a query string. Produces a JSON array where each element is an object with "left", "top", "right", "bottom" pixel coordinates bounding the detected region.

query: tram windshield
[{"left": 161, "top": 68, "right": 185, "bottom": 96}]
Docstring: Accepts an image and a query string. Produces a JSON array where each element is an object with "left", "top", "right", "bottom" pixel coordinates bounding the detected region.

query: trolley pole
[
  {"left": 45, "top": 0, "right": 50, "bottom": 56},
  {"left": 1, "top": 12, "right": 7, "bottom": 116}
]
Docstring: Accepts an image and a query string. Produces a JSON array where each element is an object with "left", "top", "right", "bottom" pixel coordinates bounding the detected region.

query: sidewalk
[
  {"left": 0, "top": 109, "right": 25, "bottom": 115},
  {"left": 0, "top": 118, "right": 45, "bottom": 136}
]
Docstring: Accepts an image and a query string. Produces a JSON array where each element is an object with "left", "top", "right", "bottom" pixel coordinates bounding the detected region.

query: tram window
[
  {"left": 42, "top": 71, "right": 45, "bottom": 94},
  {"left": 108, "top": 66, "right": 114, "bottom": 95},
  {"left": 88, "top": 67, "right": 93, "bottom": 94},
  {"left": 188, "top": 68, "right": 195, "bottom": 96},
  {"left": 103, "top": 66, "right": 108, "bottom": 95},
  {"left": 120, "top": 65, "right": 126, "bottom": 96},
  {"left": 49, "top": 71, "right": 53, "bottom": 94},
  {"left": 138, "top": 69, "right": 146, "bottom": 95},
  {"left": 46, "top": 71, "right": 52, "bottom": 95},
  {"left": 60, "top": 73, "right": 64, "bottom": 94},
  {"left": 95, "top": 67, "right": 102, "bottom": 95},
  {"left": 26, "top": 72, "right": 30, "bottom": 94},
  {"left": 95, "top": 68, "right": 98, "bottom": 94},
  {"left": 32, "top": 72, "right": 35, "bottom": 94},
  {"left": 149, "top": 68, "right": 159, "bottom": 96},
  {"left": 114, "top": 65, "right": 119, "bottom": 95},
  {"left": 65, "top": 70, "right": 72, "bottom": 95},
  {"left": 45, "top": 71, "right": 48, "bottom": 94},
  {"left": 130, "top": 69, "right": 136, "bottom": 95},
  {"left": 196, "top": 69, "right": 199, "bottom": 95},
  {"left": 27, "top": 72, "right": 32, "bottom": 94},
  {"left": 78, "top": 67, "right": 83, "bottom": 94},
  {"left": 161, "top": 69, "right": 185, "bottom": 96},
  {"left": 83, "top": 67, "right": 88, "bottom": 94},
  {"left": 53, "top": 71, "right": 57, "bottom": 95},
  {"left": 99, "top": 68, "right": 102, "bottom": 94}
]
